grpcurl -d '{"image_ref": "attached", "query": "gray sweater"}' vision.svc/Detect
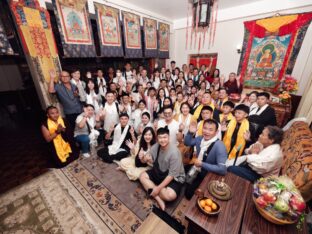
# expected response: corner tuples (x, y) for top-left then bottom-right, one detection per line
(150, 143), (185, 183)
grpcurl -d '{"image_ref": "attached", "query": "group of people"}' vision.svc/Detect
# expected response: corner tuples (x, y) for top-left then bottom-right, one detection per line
(42, 60), (284, 210)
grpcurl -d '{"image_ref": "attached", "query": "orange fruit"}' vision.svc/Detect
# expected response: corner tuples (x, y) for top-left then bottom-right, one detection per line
(200, 200), (206, 207)
(205, 199), (213, 206)
(211, 203), (217, 210)
(204, 206), (212, 212)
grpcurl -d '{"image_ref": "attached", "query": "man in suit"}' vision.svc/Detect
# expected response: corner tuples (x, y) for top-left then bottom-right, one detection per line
(248, 92), (277, 139)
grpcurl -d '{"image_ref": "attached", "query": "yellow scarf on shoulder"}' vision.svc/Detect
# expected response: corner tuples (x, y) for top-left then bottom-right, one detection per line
(196, 120), (204, 136)
(219, 113), (234, 123)
(47, 117), (72, 163)
(223, 118), (249, 159)
(193, 103), (215, 120)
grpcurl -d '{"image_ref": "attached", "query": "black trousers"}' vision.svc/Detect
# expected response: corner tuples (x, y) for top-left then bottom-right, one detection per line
(97, 147), (129, 163)
(65, 113), (80, 129)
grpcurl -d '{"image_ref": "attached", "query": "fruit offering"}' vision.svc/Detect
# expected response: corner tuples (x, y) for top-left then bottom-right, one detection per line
(197, 197), (220, 215)
(253, 176), (306, 223)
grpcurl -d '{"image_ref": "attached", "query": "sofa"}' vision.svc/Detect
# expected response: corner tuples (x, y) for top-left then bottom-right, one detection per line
(281, 120), (312, 201)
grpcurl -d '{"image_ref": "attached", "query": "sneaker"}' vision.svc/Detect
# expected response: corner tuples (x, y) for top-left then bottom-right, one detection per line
(82, 153), (90, 158)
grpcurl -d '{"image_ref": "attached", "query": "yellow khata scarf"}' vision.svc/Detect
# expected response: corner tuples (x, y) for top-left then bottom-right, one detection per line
(196, 120), (204, 136)
(223, 118), (249, 159)
(47, 117), (72, 163)
(219, 113), (234, 123)
(193, 103), (215, 120)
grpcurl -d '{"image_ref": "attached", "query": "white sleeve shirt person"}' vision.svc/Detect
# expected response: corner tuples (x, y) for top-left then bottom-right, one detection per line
(226, 142), (283, 177)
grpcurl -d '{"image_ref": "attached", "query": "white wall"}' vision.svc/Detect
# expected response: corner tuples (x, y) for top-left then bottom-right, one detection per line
(172, 5), (312, 95)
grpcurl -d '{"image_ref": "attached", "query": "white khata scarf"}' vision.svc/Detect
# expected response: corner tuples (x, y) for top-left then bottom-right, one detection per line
(249, 104), (268, 116)
(178, 113), (191, 135)
(108, 124), (130, 155)
(196, 135), (219, 171)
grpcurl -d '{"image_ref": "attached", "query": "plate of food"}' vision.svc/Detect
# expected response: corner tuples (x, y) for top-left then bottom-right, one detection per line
(197, 197), (221, 215)
(253, 176), (306, 225)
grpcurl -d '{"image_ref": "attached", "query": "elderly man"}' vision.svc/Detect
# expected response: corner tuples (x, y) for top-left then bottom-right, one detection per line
(49, 70), (82, 128)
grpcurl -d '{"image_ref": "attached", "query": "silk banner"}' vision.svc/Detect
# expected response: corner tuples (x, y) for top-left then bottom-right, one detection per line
(10, 0), (61, 82)
(52, 0), (96, 57)
(158, 22), (169, 59)
(143, 17), (157, 58)
(238, 13), (312, 92)
(94, 3), (123, 57)
(122, 11), (142, 58)
(10, 0), (61, 106)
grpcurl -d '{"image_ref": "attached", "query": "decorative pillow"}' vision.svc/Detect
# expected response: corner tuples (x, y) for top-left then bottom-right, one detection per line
(281, 121), (312, 201)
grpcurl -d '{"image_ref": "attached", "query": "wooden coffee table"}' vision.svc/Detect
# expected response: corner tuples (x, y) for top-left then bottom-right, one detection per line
(185, 172), (251, 234)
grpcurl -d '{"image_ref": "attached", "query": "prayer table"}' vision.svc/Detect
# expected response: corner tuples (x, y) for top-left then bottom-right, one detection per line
(185, 172), (251, 234)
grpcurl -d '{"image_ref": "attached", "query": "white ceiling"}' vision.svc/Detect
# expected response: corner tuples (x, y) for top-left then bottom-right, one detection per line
(125, 0), (264, 20)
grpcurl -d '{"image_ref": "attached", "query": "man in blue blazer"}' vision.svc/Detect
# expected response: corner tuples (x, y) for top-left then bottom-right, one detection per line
(184, 119), (228, 199)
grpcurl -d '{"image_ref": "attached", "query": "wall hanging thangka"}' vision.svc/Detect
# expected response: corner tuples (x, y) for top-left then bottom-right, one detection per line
(9, 0), (61, 82)
(9, 0), (61, 106)
(122, 11), (142, 58)
(94, 3), (123, 57)
(238, 13), (312, 92)
(143, 17), (157, 58)
(52, 0), (96, 57)
(158, 22), (169, 59)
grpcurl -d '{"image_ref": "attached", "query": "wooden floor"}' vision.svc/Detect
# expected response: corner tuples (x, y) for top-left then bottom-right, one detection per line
(136, 213), (178, 234)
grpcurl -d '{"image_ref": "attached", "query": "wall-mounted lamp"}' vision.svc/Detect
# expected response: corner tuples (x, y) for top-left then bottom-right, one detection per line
(236, 44), (242, 54)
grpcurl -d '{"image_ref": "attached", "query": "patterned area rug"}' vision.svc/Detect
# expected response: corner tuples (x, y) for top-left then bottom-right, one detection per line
(0, 156), (189, 233)
(61, 156), (186, 233)
(0, 169), (111, 233)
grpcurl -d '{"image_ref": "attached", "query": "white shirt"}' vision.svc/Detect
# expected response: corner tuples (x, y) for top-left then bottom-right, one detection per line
(131, 108), (149, 132)
(97, 77), (107, 97)
(153, 77), (160, 89)
(103, 102), (119, 132)
(226, 143), (282, 177)
(157, 119), (180, 145)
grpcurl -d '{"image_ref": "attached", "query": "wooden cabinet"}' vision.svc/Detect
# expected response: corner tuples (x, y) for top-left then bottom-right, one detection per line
(270, 101), (292, 127)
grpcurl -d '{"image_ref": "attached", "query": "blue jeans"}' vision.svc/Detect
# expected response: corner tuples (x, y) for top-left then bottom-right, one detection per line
(75, 135), (90, 153)
(227, 164), (260, 183)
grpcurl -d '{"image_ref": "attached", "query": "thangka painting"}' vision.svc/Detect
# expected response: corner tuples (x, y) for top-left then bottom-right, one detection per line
(122, 11), (142, 58)
(158, 22), (169, 59)
(238, 13), (312, 92)
(189, 53), (218, 71)
(143, 17), (157, 58)
(52, 0), (96, 57)
(0, 18), (14, 55)
(94, 3), (123, 57)
(9, 0), (61, 105)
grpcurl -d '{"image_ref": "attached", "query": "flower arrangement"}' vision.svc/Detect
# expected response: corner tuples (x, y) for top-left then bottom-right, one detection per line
(277, 75), (298, 103)
(278, 91), (291, 103)
(279, 75), (299, 94)
(253, 176), (306, 227)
